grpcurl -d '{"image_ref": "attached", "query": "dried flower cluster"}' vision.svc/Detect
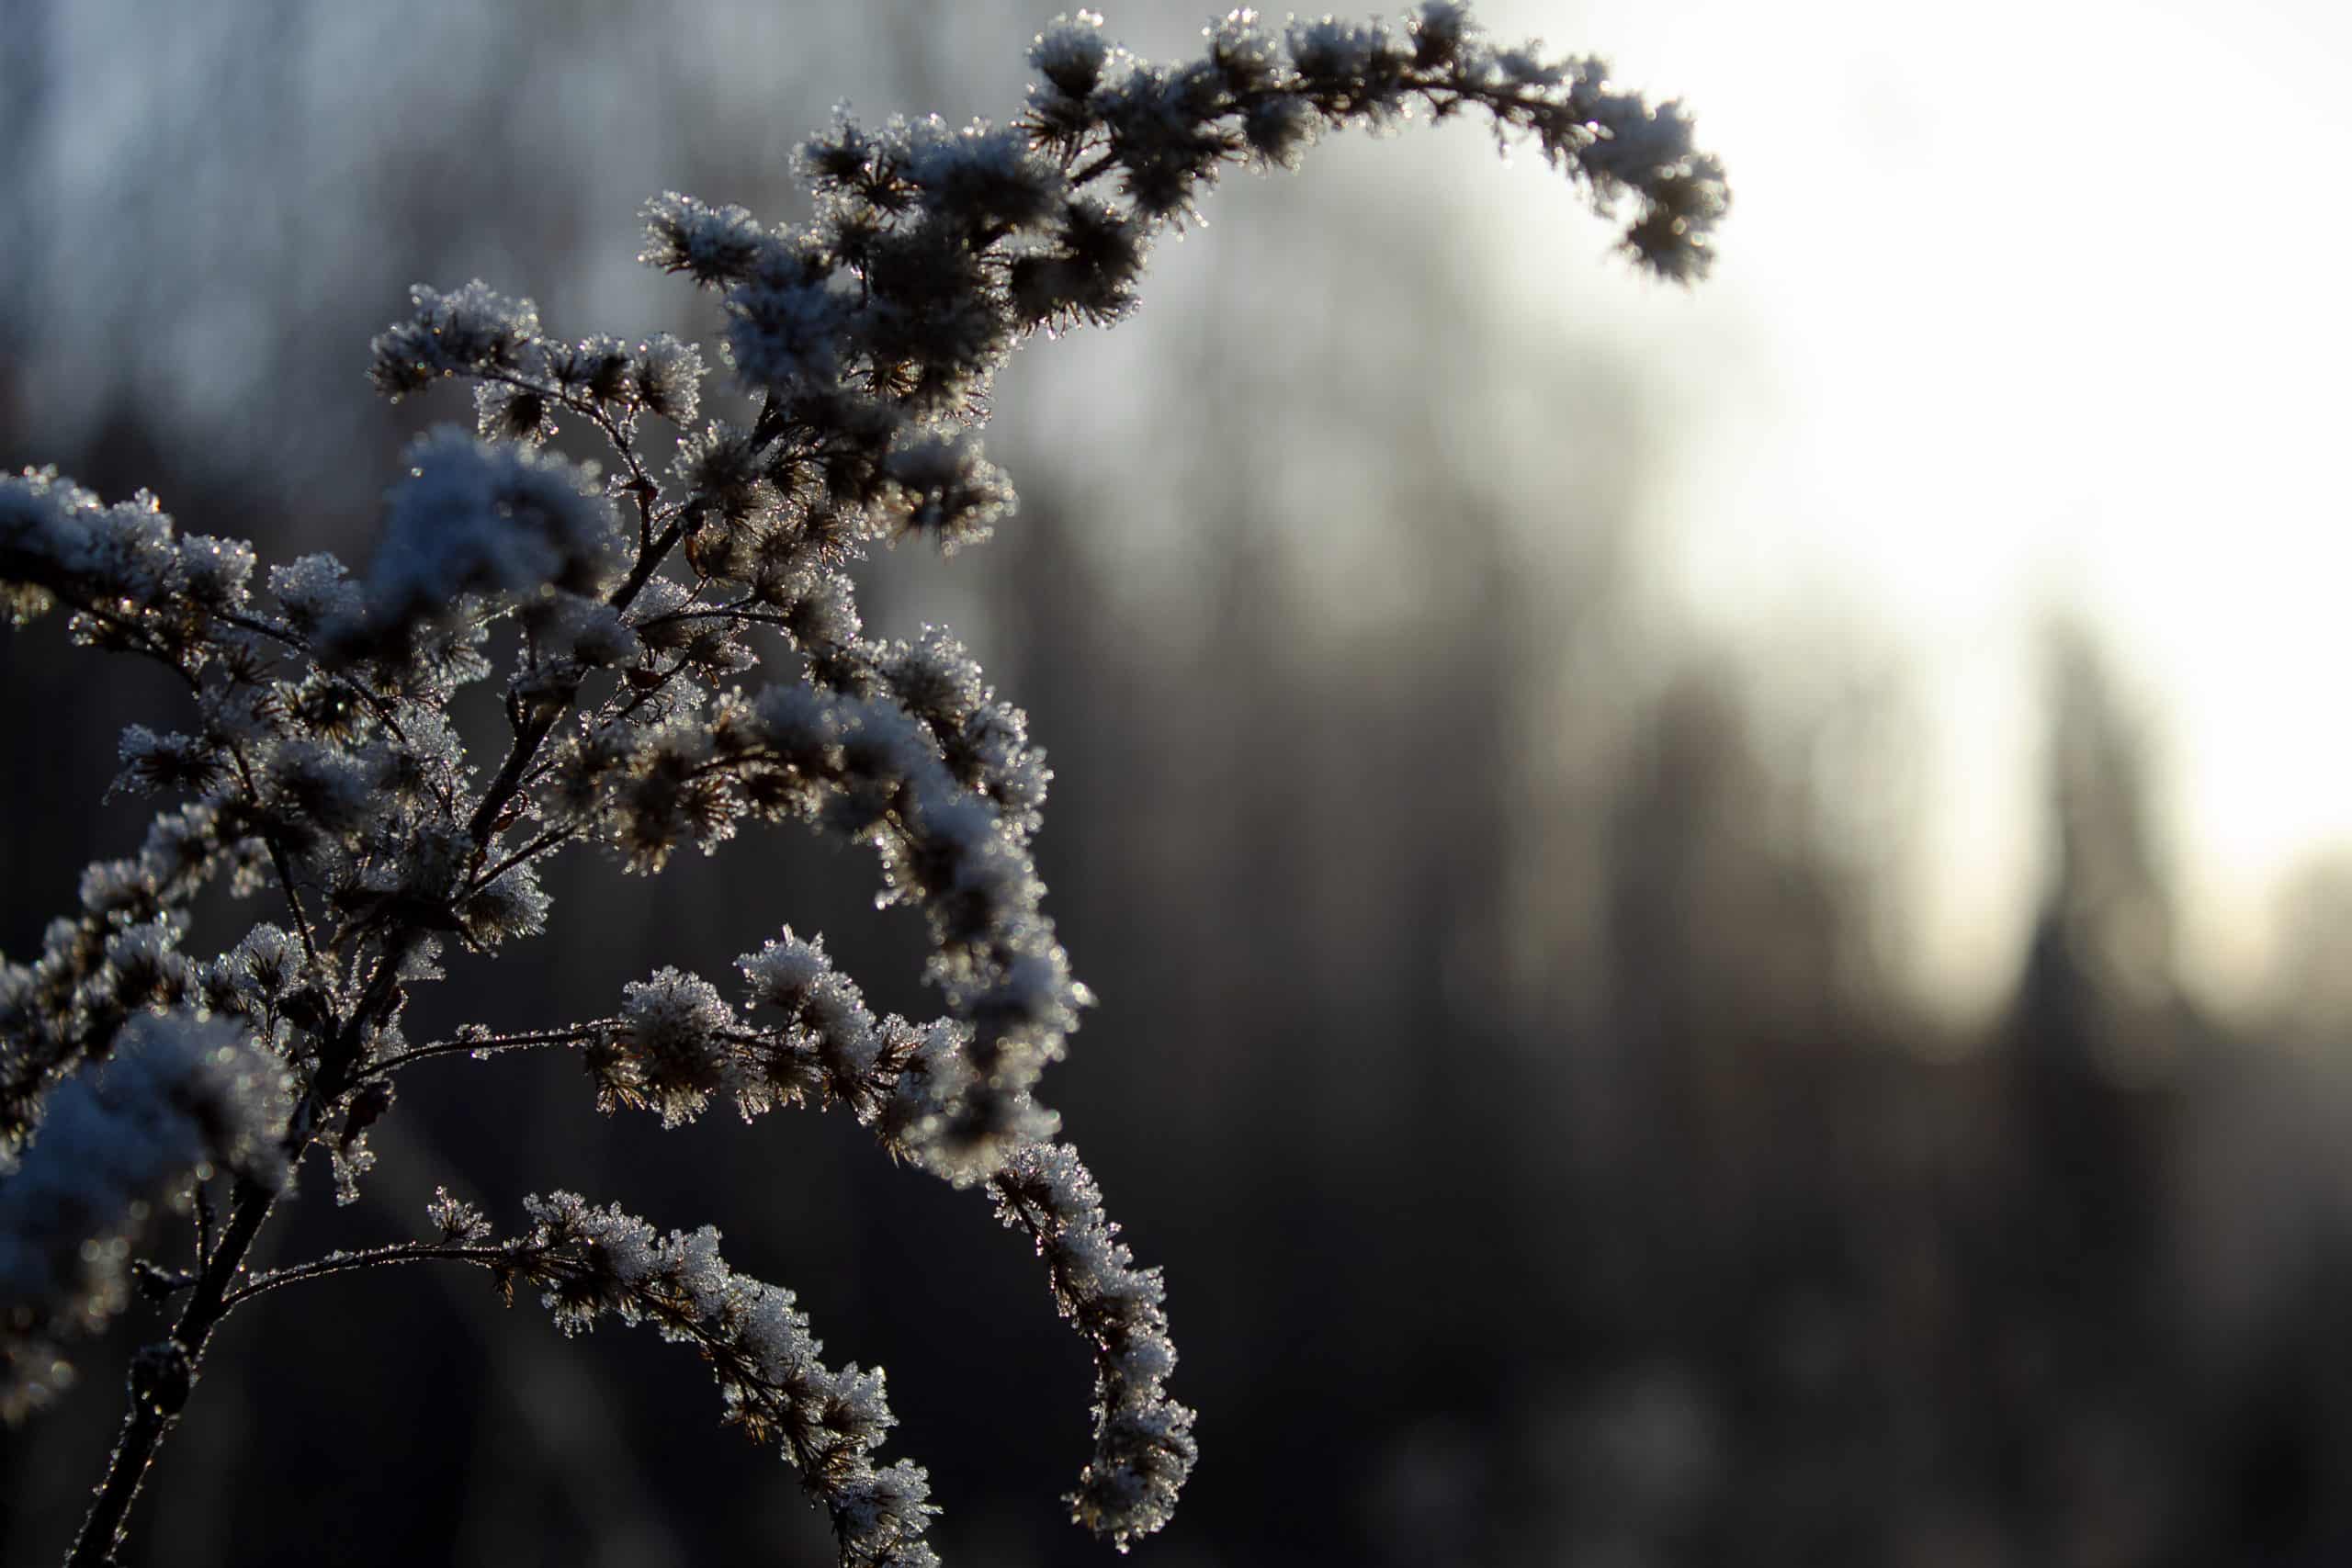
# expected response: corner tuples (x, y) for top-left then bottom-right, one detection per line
(0, 6), (1719, 1563)
(0, 1013), (288, 1419)
(493, 1191), (943, 1567)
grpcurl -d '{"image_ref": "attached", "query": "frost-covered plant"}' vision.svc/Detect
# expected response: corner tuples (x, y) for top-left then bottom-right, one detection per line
(0, 6), (1722, 1564)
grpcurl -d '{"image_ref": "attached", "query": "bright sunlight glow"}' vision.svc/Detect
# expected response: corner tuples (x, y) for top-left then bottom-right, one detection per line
(1461, 0), (2352, 1021)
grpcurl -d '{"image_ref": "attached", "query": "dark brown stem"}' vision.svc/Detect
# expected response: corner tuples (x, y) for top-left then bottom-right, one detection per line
(68, 952), (408, 1567)
(465, 699), (569, 846)
(65, 1179), (278, 1568)
(606, 514), (690, 615)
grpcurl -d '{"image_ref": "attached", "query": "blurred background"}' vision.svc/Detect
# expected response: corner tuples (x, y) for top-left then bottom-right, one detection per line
(5, 0), (2352, 1562)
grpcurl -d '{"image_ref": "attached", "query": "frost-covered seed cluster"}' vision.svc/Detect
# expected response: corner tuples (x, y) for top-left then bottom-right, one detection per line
(0, 1013), (288, 1417)
(501, 1192), (941, 1567)
(993, 1143), (1195, 1545)
(562, 928), (1193, 1540)
(0, 7), (1717, 1562)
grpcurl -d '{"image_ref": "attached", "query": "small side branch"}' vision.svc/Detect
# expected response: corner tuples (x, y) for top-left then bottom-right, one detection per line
(363, 1023), (605, 1080)
(221, 1242), (508, 1314)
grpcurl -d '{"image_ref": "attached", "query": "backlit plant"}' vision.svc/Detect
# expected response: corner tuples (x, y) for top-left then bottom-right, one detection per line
(0, 6), (1723, 1562)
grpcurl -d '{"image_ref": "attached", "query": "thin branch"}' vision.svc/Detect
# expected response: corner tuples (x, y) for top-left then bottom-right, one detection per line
(607, 513), (691, 614)
(221, 1242), (508, 1314)
(57, 599), (204, 693)
(212, 609), (306, 650)
(67, 1179), (278, 1568)
(364, 1023), (605, 1080)
(628, 592), (767, 626)
(467, 825), (574, 896)
(221, 740), (323, 971)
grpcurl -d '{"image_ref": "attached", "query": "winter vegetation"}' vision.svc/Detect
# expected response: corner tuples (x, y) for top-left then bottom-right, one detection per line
(0, 8), (1724, 1563)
